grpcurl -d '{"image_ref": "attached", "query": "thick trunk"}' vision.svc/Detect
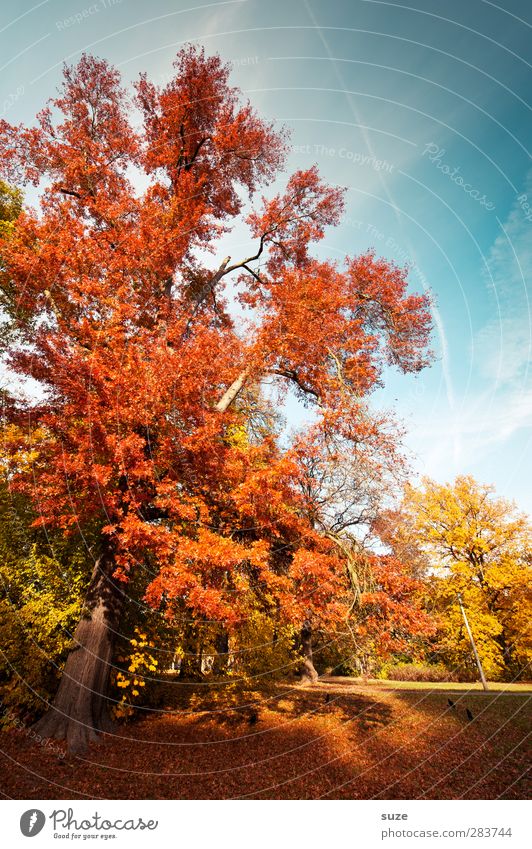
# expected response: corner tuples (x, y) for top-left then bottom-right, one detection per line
(300, 620), (318, 683)
(33, 539), (125, 754)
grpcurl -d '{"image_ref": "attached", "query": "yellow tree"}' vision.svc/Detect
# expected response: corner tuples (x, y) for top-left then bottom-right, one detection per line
(0, 179), (22, 238)
(402, 476), (531, 680)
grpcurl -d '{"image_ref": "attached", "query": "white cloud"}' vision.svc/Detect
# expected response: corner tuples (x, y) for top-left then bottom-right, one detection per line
(404, 176), (532, 511)
(474, 171), (532, 388)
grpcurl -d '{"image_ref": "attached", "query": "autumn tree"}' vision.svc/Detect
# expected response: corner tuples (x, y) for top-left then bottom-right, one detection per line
(400, 476), (531, 680)
(0, 179), (22, 238)
(291, 419), (402, 679)
(0, 48), (432, 751)
(291, 421), (436, 679)
(0, 424), (99, 719)
(350, 552), (436, 676)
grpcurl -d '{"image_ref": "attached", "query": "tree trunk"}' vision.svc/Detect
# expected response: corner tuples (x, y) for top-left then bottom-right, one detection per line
(213, 627), (229, 675)
(300, 620), (318, 683)
(33, 538), (125, 754)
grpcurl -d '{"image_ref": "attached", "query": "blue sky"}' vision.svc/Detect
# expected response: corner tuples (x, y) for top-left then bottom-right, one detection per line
(1, 0), (531, 514)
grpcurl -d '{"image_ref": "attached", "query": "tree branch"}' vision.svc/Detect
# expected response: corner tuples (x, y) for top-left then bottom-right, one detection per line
(215, 366), (251, 412)
(270, 368), (320, 400)
(242, 264), (263, 285)
(224, 233), (267, 275)
(58, 187), (83, 199)
(184, 137), (208, 171)
(181, 255), (232, 337)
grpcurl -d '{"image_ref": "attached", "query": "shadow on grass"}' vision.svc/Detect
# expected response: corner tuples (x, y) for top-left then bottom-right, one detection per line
(0, 684), (529, 799)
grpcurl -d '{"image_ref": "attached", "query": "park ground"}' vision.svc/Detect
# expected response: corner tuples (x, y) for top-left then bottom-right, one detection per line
(1, 678), (530, 800)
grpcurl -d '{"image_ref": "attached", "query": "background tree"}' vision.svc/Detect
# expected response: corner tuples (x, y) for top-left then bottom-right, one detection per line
(0, 441), (93, 720)
(292, 422), (434, 679)
(0, 48), (432, 750)
(400, 476), (531, 680)
(349, 551), (436, 677)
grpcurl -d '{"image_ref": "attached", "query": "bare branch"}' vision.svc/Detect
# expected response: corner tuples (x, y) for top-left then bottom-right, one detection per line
(270, 368), (320, 400)
(224, 233), (267, 275)
(58, 187), (83, 199)
(242, 264), (263, 285)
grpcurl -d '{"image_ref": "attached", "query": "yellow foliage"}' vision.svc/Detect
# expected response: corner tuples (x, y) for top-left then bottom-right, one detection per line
(403, 476), (531, 680)
(0, 179), (22, 239)
(112, 627), (159, 719)
(230, 607), (297, 681)
(0, 522), (90, 719)
(224, 423), (249, 451)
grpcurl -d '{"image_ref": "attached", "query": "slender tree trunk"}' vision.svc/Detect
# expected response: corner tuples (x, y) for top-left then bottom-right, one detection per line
(300, 620), (318, 683)
(33, 538), (125, 754)
(181, 626), (201, 678)
(198, 638), (205, 675)
(213, 627), (229, 676)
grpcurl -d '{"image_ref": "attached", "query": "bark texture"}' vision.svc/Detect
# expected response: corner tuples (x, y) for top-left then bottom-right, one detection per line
(33, 539), (125, 753)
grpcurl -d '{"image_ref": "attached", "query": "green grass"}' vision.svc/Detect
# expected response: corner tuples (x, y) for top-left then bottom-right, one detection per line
(355, 678), (531, 692)
(323, 675), (531, 692)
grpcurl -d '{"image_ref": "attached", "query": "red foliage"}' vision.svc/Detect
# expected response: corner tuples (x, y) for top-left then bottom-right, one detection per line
(357, 555), (436, 656)
(0, 47), (433, 631)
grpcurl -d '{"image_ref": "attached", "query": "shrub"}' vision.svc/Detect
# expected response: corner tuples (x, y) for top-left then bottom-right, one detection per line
(112, 628), (159, 719)
(380, 662), (458, 682)
(0, 545), (88, 721)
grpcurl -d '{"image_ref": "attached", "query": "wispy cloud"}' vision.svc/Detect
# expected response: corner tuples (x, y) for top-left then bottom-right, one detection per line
(407, 174), (532, 501)
(475, 171), (532, 389)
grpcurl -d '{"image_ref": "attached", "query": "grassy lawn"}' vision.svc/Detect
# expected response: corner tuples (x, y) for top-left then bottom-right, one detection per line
(1, 679), (530, 800)
(327, 677), (532, 692)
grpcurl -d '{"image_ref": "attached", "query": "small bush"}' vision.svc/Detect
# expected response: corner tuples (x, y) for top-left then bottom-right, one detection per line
(380, 662), (458, 683)
(112, 628), (159, 720)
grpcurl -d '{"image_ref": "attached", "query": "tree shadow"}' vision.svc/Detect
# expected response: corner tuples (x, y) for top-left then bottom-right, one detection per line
(1, 685), (528, 799)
